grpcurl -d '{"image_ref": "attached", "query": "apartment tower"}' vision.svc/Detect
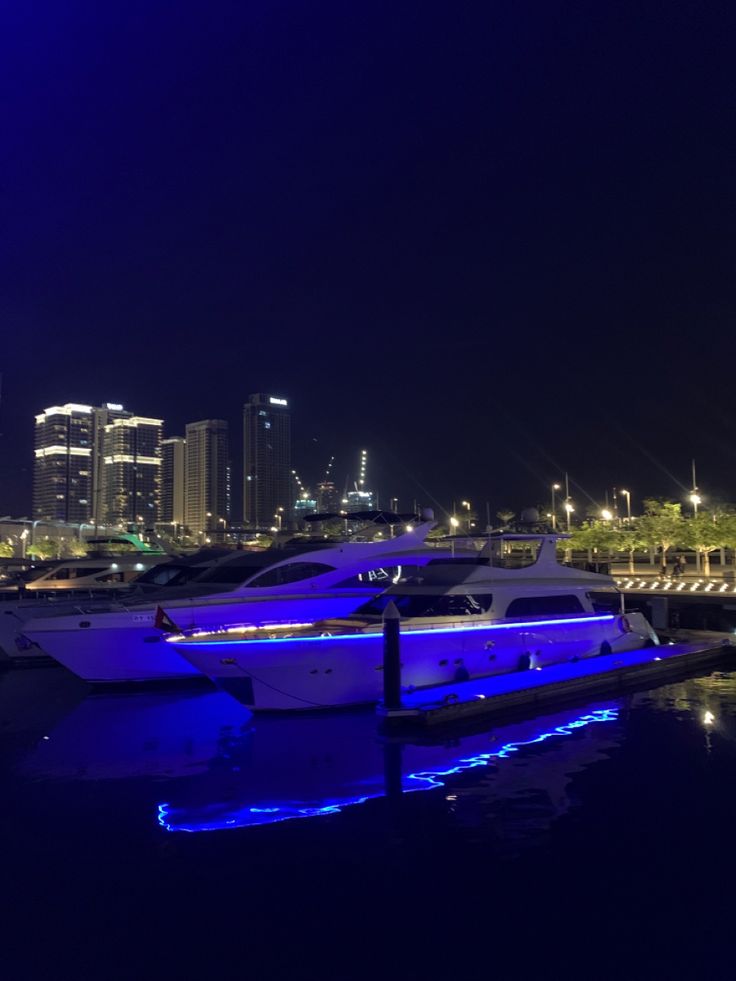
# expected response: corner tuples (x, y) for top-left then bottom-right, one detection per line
(185, 419), (229, 538)
(243, 394), (291, 528)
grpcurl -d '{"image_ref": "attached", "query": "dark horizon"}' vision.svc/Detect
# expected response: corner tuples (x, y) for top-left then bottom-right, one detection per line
(2, 2), (735, 520)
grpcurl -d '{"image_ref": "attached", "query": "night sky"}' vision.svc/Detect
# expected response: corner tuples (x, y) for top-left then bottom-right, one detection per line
(2, 1), (735, 521)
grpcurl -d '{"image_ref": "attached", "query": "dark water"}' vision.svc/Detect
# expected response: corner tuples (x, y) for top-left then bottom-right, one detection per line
(2, 664), (735, 980)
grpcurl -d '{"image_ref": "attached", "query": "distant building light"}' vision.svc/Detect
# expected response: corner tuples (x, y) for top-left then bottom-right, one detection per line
(269, 397), (288, 406)
(106, 403), (124, 411)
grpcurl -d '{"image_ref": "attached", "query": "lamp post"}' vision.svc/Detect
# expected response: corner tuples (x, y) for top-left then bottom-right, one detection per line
(551, 484), (561, 530)
(601, 509), (613, 522)
(564, 500), (574, 532)
(620, 489), (631, 524)
(461, 500), (471, 532)
(689, 490), (702, 574)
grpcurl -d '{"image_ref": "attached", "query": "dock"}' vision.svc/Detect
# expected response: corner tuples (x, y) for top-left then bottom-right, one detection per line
(377, 640), (736, 731)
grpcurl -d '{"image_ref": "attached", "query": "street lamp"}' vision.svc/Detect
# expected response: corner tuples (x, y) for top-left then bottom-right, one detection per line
(461, 500), (471, 532)
(689, 492), (701, 518)
(449, 516), (459, 532)
(564, 500), (574, 532)
(620, 489), (631, 523)
(601, 509), (613, 521)
(551, 484), (561, 530)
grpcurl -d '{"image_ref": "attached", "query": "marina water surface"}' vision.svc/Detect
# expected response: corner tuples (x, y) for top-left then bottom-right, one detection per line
(2, 663), (735, 979)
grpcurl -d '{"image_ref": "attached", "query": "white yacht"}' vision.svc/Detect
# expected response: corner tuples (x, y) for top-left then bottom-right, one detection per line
(166, 535), (659, 710)
(23, 520), (462, 683)
(0, 552), (172, 665)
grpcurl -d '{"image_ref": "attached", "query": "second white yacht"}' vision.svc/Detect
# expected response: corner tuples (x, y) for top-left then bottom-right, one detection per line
(23, 520), (458, 683)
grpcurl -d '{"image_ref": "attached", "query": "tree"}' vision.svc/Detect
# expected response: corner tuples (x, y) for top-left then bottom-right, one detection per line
(684, 512), (726, 577)
(715, 512), (736, 568)
(64, 539), (89, 558)
(557, 522), (621, 567)
(636, 500), (686, 572)
(496, 509), (515, 527)
(619, 526), (646, 574)
(26, 539), (62, 559)
(0, 541), (14, 558)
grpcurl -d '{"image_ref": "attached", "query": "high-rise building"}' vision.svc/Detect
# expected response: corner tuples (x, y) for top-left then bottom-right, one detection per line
(344, 489), (375, 512)
(243, 394), (291, 528)
(316, 480), (340, 513)
(161, 437), (186, 527)
(185, 419), (229, 538)
(101, 416), (163, 528)
(92, 403), (133, 524)
(33, 403), (95, 522)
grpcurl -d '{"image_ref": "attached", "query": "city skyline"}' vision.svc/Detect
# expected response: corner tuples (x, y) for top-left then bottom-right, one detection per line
(22, 393), (732, 532)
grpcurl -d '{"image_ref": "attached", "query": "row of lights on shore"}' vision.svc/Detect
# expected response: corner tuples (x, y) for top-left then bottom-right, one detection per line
(617, 578), (736, 593)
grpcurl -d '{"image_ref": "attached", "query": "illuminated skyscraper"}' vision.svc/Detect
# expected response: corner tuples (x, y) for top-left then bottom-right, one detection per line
(101, 416), (163, 528)
(33, 403), (95, 522)
(92, 403), (133, 525)
(33, 402), (162, 529)
(185, 420), (228, 537)
(243, 394), (291, 528)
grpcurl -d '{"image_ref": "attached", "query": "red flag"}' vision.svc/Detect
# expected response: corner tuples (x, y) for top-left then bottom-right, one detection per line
(154, 606), (181, 633)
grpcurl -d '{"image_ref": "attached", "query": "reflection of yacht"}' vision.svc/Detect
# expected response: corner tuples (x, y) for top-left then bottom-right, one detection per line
(168, 535), (659, 710)
(0, 550), (223, 660)
(0, 553), (172, 665)
(24, 521), (458, 683)
(157, 703), (623, 833)
(11, 666), (623, 837)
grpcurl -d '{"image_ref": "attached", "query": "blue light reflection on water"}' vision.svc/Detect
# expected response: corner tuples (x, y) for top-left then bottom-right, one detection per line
(157, 707), (620, 833)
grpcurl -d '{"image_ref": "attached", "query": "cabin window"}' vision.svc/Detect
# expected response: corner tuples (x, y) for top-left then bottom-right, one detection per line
(332, 564), (426, 589)
(195, 559), (281, 584)
(94, 571), (126, 583)
(247, 562), (337, 588)
(586, 590), (620, 613)
(505, 594), (584, 617)
(356, 593), (493, 618)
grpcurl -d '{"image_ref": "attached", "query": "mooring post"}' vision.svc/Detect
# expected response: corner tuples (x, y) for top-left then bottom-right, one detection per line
(382, 599), (402, 710)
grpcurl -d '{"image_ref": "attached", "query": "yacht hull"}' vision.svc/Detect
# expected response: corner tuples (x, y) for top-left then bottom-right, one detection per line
(170, 612), (657, 710)
(22, 591), (378, 682)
